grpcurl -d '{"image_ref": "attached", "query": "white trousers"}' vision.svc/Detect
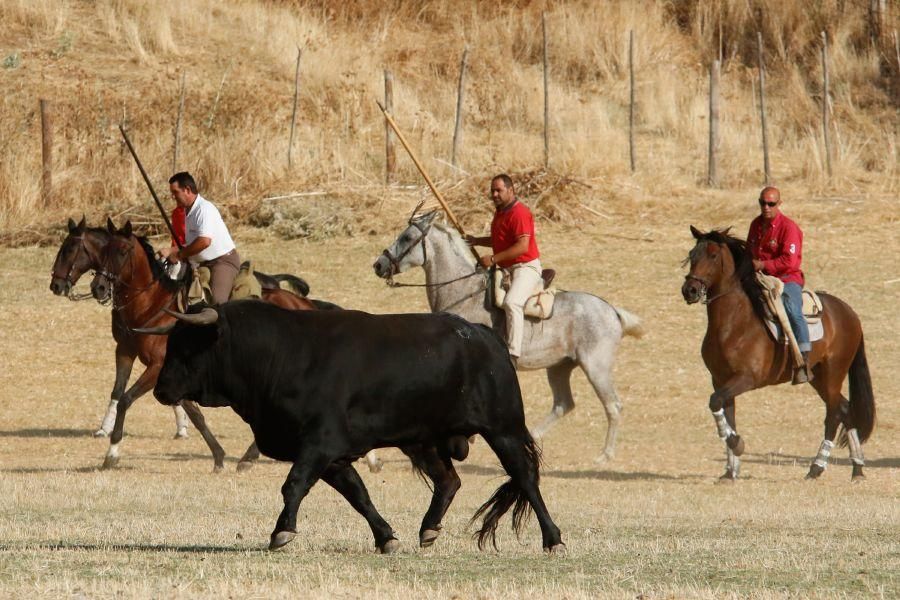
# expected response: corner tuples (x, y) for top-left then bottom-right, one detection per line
(502, 258), (542, 357)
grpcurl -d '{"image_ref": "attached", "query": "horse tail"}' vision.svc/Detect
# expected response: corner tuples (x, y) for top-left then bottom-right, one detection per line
(470, 436), (540, 550)
(273, 274), (310, 297)
(839, 334), (876, 446)
(615, 307), (645, 339)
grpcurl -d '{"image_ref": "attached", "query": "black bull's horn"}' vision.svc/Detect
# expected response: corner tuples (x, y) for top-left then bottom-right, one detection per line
(131, 307), (219, 335)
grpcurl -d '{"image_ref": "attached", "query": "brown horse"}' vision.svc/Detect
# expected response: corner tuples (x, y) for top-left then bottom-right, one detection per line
(681, 226), (875, 482)
(88, 219), (316, 471)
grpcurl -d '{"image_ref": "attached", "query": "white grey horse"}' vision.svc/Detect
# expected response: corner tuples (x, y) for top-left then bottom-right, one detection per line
(373, 211), (644, 462)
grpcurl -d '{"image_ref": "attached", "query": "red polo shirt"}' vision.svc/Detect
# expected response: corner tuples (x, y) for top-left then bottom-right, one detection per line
(490, 200), (540, 268)
(171, 206), (186, 247)
(747, 212), (804, 286)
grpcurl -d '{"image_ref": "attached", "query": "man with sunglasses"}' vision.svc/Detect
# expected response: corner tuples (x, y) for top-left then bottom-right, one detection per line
(747, 186), (812, 384)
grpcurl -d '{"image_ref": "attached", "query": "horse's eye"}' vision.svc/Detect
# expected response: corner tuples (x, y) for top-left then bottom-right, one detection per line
(401, 234), (411, 243)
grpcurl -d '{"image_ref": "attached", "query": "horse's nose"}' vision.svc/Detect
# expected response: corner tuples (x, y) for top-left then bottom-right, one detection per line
(681, 281), (699, 304)
(373, 260), (382, 276)
(50, 279), (63, 295)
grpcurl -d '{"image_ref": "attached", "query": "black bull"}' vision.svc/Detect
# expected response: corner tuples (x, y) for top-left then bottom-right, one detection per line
(152, 300), (564, 553)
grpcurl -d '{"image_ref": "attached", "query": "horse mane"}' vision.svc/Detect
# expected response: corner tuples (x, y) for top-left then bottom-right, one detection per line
(133, 234), (188, 293)
(430, 220), (477, 268)
(693, 228), (767, 321)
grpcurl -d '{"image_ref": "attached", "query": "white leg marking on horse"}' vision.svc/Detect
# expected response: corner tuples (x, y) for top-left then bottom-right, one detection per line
(364, 451), (383, 473)
(173, 405), (189, 438)
(107, 443), (120, 459)
(847, 428), (865, 466)
(712, 408), (736, 440)
(813, 439), (834, 469)
(726, 447), (740, 478)
(96, 400), (118, 436)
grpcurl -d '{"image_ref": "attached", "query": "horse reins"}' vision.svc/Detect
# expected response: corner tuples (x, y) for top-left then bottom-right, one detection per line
(381, 218), (483, 289)
(55, 235), (99, 301)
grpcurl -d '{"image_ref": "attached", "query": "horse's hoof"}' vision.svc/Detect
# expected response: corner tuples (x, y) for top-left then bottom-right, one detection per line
(366, 459), (383, 474)
(212, 464), (225, 474)
(378, 538), (401, 554)
(173, 429), (189, 440)
(594, 451), (613, 464)
(715, 473), (737, 484)
(545, 543), (567, 556)
(726, 435), (745, 456)
(101, 455), (120, 470)
(94, 429), (110, 438)
(851, 474), (866, 484)
(236, 460), (255, 473)
(420, 528), (441, 548)
(805, 464), (825, 480)
(269, 530), (296, 550)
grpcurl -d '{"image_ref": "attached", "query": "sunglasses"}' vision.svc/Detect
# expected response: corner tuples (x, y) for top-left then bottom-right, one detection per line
(758, 200), (778, 208)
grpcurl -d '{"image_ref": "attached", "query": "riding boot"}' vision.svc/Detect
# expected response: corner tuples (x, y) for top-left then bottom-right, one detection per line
(792, 351), (813, 385)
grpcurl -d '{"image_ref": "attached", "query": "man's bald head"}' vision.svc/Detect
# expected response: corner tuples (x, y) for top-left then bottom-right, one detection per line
(759, 186), (780, 203)
(757, 186), (782, 221)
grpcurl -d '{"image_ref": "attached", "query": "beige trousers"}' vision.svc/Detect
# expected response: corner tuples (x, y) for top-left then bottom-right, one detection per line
(502, 258), (542, 357)
(201, 249), (241, 304)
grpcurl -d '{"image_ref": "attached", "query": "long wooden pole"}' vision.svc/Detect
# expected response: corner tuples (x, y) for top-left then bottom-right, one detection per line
(376, 100), (481, 263)
(707, 59), (720, 187)
(384, 70), (396, 184)
(40, 99), (52, 205)
(757, 32), (770, 185)
(451, 46), (469, 168)
(821, 31), (832, 177)
(542, 12), (550, 171)
(173, 71), (186, 173)
(119, 124), (183, 250)
(288, 47), (302, 169)
(629, 30), (636, 173)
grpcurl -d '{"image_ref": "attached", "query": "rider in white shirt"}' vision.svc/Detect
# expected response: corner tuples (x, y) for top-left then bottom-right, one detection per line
(158, 172), (240, 304)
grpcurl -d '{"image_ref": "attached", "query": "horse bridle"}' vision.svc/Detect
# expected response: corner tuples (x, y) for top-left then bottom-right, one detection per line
(54, 235), (99, 301)
(684, 250), (735, 305)
(380, 217), (431, 278)
(380, 216), (483, 289)
(94, 237), (160, 309)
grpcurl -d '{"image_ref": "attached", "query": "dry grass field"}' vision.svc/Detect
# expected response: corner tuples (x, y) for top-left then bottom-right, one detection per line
(1, 0), (898, 597)
(1, 189), (897, 598)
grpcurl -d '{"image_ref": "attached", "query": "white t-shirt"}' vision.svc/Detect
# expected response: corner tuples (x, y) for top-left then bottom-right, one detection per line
(184, 195), (236, 264)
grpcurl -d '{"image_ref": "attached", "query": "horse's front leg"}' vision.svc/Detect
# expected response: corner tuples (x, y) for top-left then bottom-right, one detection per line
(96, 343), (136, 437)
(709, 376), (753, 481)
(102, 364), (160, 470)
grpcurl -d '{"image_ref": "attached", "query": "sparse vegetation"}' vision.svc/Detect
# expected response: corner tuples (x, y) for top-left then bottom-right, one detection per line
(0, 1), (896, 240)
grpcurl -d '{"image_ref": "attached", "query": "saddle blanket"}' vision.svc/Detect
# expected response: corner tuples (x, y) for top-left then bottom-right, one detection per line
(755, 272), (825, 349)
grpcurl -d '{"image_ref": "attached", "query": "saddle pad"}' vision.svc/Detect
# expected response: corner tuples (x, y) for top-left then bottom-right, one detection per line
(765, 318), (824, 346)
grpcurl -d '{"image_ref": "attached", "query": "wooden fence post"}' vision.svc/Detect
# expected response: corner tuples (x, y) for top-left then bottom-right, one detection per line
(821, 31), (833, 177)
(451, 46), (469, 169)
(384, 69), (396, 184)
(288, 47), (302, 169)
(707, 60), (720, 187)
(542, 12), (550, 171)
(629, 30), (636, 173)
(40, 99), (52, 205)
(756, 32), (770, 185)
(173, 71), (186, 173)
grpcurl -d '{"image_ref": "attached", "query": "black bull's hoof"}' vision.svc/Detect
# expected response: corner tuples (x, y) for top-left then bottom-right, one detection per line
(269, 530), (297, 550)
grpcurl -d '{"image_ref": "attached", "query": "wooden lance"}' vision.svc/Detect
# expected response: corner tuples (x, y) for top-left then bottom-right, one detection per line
(119, 124), (183, 250)
(376, 100), (482, 265)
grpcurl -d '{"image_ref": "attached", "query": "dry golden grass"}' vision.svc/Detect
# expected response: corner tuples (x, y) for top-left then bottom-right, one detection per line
(1, 190), (897, 597)
(0, 1), (897, 237)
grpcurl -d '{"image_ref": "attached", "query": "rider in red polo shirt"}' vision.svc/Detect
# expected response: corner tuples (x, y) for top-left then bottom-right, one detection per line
(747, 186), (812, 384)
(466, 174), (541, 368)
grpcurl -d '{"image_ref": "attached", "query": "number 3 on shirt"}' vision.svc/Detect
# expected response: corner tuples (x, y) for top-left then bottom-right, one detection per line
(789, 243), (796, 254)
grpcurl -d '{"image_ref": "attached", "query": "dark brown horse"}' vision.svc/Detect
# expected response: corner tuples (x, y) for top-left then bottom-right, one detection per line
(87, 219), (317, 471)
(681, 226), (875, 482)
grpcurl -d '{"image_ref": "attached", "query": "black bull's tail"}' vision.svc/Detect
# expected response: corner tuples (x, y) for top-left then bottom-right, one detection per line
(840, 335), (876, 446)
(470, 435), (542, 550)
